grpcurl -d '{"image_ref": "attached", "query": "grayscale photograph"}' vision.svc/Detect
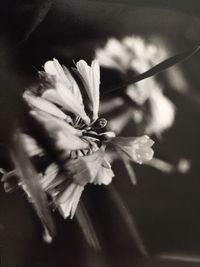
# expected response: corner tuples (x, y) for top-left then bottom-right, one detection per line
(0, 1), (200, 266)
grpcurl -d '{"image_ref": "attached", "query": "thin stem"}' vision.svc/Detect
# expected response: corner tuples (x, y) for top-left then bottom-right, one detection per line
(104, 46), (200, 94)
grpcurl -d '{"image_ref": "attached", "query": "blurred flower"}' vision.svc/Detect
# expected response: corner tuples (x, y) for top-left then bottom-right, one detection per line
(96, 36), (176, 136)
(2, 59), (154, 219)
(146, 86), (175, 135)
(96, 36), (166, 73)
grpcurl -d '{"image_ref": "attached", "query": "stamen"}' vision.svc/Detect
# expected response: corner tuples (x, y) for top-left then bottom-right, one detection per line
(91, 118), (107, 130)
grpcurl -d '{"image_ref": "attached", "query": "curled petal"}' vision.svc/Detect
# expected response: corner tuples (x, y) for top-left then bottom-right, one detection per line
(111, 135), (154, 164)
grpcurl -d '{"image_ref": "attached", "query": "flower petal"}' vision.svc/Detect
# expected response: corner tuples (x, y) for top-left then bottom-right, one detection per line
(40, 163), (59, 191)
(62, 65), (83, 105)
(44, 59), (72, 88)
(21, 134), (44, 157)
(43, 59), (90, 124)
(93, 159), (114, 185)
(55, 183), (84, 219)
(76, 60), (100, 121)
(30, 110), (89, 152)
(112, 135), (154, 164)
(56, 82), (90, 124)
(23, 91), (68, 120)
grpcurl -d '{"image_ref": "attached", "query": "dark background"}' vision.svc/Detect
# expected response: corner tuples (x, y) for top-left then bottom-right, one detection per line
(1, 1), (200, 266)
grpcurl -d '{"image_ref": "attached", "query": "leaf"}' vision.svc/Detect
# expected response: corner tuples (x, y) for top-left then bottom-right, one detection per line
(106, 46), (200, 93)
(17, 0), (53, 45)
(108, 185), (148, 256)
(120, 154), (137, 185)
(10, 128), (55, 240)
(75, 200), (101, 251)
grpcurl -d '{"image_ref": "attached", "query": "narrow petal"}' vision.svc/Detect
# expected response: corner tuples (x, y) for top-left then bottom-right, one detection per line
(56, 82), (90, 124)
(55, 183), (84, 219)
(23, 91), (68, 120)
(40, 163), (59, 190)
(76, 60), (100, 121)
(91, 60), (100, 120)
(43, 59), (90, 124)
(62, 65), (83, 104)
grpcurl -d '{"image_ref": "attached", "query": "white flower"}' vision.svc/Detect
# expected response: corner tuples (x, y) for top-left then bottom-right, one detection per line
(21, 59), (115, 218)
(111, 135), (154, 164)
(3, 58), (154, 221)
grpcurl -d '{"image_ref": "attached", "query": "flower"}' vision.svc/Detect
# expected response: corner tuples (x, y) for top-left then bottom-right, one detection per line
(2, 59), (154, 220)
(111, 135), (154, 164)
(96, 36), (175, 135)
